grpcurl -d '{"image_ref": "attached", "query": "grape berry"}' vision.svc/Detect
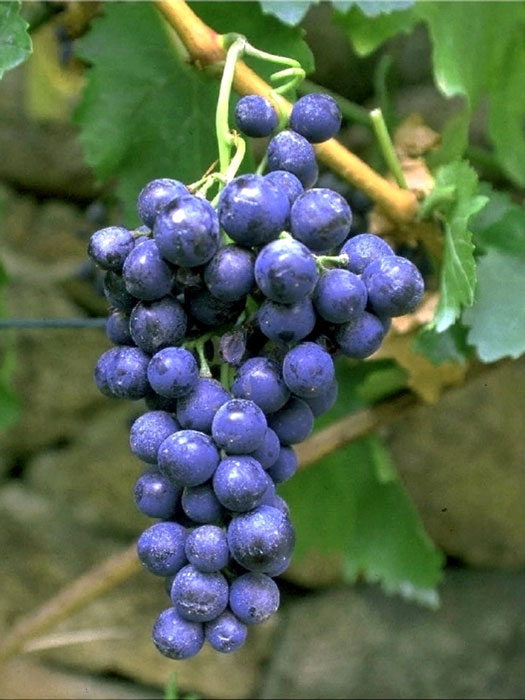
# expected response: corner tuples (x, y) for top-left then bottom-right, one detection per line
(87, 91), (423, 660)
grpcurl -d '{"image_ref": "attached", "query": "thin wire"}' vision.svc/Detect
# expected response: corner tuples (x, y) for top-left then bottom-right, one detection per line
(0, 319), (106, 329)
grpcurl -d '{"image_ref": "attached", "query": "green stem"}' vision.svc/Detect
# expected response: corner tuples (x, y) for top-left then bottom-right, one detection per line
(315, 253), (349, 272)
(224, 135), (247, 183)
(216, 36), (246, 175)
(255, 152), (268, 176)
(370, 108), (407, 189)
(298, 79), (371, 128)
(220, 361), (231, 390)
(195, 340), (212, 378)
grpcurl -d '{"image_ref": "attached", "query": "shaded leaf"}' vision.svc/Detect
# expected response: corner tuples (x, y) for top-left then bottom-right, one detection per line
(334, 4), (418, 56)
(413, 323), (471, 366)
(74, 3), (220, 226)
(280, 435), (444, 607)
(463, 250), (525, 363)
(259, 1), (318, 26)
(0, 1), (32, 80)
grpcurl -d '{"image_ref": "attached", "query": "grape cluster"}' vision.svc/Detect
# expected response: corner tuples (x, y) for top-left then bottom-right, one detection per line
(87, 93), (423, 660)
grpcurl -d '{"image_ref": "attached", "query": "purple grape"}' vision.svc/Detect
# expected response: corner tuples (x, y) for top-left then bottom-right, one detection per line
(229, 572), (280, 625)
(235, 95), (278, 137)
(213, 455), (268, 512)
(204, 246), (255, 302)
(185, 288), (245, 327)
(255, 237), (318, 304)
(289, 93), (342, 143)
(205, 610), (247, 653)
(290, 188), (352, 252)
(122, 239), (174, 301)
(232, 357), (290, 414)
(184, 525), (229, 573)
(335, 311), (387, 358)
(282, 341), (335, 398)
(313, 268), (367, 324)
(152, 607), (204, 660)
(94, 346), (150, 400)
(362, 255), (424, 317)
(266, 130), (318, 188)
(211, 399), (267, 455)
(106, 309), (133, 345)
(103, 270), (138, 312)
(248, 428), (281, 470)
(88, 226), (135, 271)
(158, 430), (220, 487)
(218, 174), (290, 247)
(147, 347), (198, 399)
(264, 170), (304, 207)
(133, 468), (180, 519)
(129, 410), (179, 463)
(176, 378), (230, 433)
(267, 396), (314, 445)
(227, 505), (295, 574)
(137, 178), (188, 229)
(129, 296), (187, 354)
(267, 446), (298, 484)
(137, 521), (187, 576)
(257, 297), (316, 344)
(340, 233), (394, 275)
(181, 482), (225, 524)
(219, 329), (246, 367)
(302, 379), (338, 417)
(154, 195), (219, 268)
(170, 564), (229, 622)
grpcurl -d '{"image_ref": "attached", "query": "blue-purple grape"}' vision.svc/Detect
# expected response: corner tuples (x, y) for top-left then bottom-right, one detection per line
(335, 311), (387, 358)
(266, 130), (318, 188)
(313, 268), (367, 324)
(88, 226), (135, 272)
(184, 525), (229, 573)
(147, 347), (198, 399)
(170, 564), (229, 622)
(302, 379), (338, 417)
(267, 396), (314, 445)
(122, 238), (174, 301)
(152, 607), (204, 660)
(289, 93), (342, 143)
(248, 427), (281, 470)
(340, 233), (394, 275)
(133, 469), (181, 519)
(282, 341), (335, 398)
(362, 255), (424, 317)
(137, 521), (187, 576)
(235, 95), (278, 137)
(94, 346), (150, 400)
(212, 455), (268, 512)
(181, 482), (225, 524)
(176, 378), (230, 433)
(154, 194), (219, 268)
(204, 246), (255, 302)
(257, 297), (316, 344)
(129, 296), (187, 354)
(158, 430), (220, 487)
(106, 309), (133, 345)
(218, 174), (290, 247)
(229, 572), (280, 625)
(129, 410), (179, 464)
(137, 178), (188, 229)
(205, 611), (247, 653)
(266, 446), (298, 484)
(211, 399), (267, 455)
(255, 237), (318, 304)
(290, 188), (352, 252)
(232, 357), (290, 414)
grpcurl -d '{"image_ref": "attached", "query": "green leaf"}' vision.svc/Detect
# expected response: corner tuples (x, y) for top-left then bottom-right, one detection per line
(280, 435), (444, 606)
(0, 1), (32, 80)
(463, 250), (525, 362)
(417, 2), (525, 186)
(413, 323), (471, 366)
(193, 2), (315, 81)
(73, 3), (220, 226)
(471, 186), (525, 259)
(426, 106), (470, 170)
(259, 1), (318, 26)
(427, 161), (488, 332)
(334, 4), (418, 56)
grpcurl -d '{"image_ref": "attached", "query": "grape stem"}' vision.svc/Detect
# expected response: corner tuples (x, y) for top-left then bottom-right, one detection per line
(153, 0), (419, 224)
(370, 108), (408, 190)
(216, 36), (246, 176)
(315, 253), (349, 271)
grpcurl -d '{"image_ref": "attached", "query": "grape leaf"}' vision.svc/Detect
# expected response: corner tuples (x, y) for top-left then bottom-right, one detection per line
(426, 161), (488, 332)
(73, 3), (220, 226)
(470, 186), (525, 260)
(0, 1), (32, 80)
(416, 2), (525, 186)
(259, 1), (319, 26)
(463, 250), (525, 363)
(334, 4), (419, 56)
(413, 323), (471, 366)
(280, 435), (443, 607)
